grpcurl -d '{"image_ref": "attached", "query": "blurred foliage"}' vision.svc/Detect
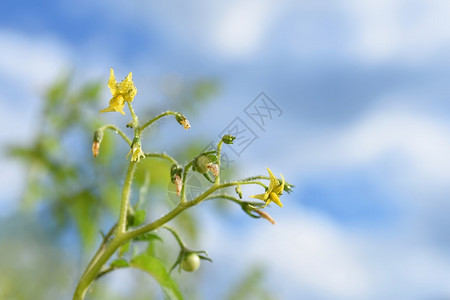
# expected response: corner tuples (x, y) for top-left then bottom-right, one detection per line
(226, 266), (277, 300)
(5, 71), (274, 299)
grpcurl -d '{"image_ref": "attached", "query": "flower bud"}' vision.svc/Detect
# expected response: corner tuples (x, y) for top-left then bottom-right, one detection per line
(170, 164), (183, 183)
(222, 134), (236, 144)
(175, 113), (190, 130)
(235, 185), (243, 199)
(174, 175), (182, 196)
(255, 209), (276, 225)
(170, 164), (183, 196)
(92, 129), (104, 157)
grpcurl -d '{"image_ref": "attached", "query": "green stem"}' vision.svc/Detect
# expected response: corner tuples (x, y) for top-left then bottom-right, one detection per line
(118, 161), (138, 234)
(73, 161), (137, 299)
(127, 102), (139, 126)
(139, 111), (179, 133)
(73, 235), (126, 300)
(128, 180), (255, 239)
(99, 124), (132, 146)
(73, 178), (264, 299)
(163, 226), (186, 248)
(204, 194), (263, 206)
(180, 161), (193, 203)
(143, 152), (178, 165)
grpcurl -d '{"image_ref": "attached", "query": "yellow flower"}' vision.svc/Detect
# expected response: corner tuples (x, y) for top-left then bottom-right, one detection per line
(250, 168), (285, 207)
(127, 138), (145, 162)
(100, 68), (137, 115)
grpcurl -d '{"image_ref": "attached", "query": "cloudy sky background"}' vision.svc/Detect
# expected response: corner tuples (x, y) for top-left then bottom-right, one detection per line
(1, 0), (450, 299)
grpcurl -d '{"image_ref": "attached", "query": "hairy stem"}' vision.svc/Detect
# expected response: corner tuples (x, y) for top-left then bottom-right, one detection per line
(139, 110), (180, 133)
(99, 124), (132, 146)
(180, 161), (193, 203)
(144, 152), (178, 165)
(73, 176), (262, 299)
(118, 161), (137, 234)
(127, 102), (139, 126)
(163, 226), (186, 248)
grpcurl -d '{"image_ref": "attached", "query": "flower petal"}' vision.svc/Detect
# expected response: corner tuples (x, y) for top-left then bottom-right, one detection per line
(266, 167), (279, 190)
(250, 193), (268, 201)
(108, 68), (117, 95)
(272, 173), (285, 195)
(269, 192), (283, 207)
(117, 72), (137, 102)
(99, 95), (126, 115)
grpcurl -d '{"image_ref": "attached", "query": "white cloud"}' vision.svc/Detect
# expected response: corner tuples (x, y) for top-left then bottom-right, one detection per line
(291, 105), (450, 197)
(345, 0), (450, 62)
(199, 206), (450, 299)
(210, 0), (280, 58)
(0, 29), (71, 90)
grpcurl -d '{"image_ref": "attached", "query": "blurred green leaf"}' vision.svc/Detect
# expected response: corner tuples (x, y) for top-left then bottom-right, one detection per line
(192, 80), (219, 102)
(132, 210), (146, 227)
(226, 266), (275, 300)
(72, 191), (99, 248)
(45, 74), (71, 107)
(134, 233), (163, 243)
(131, 253), (183, 300)
(119, 241), (131, 257)
(78, 81), (103, 102)
(110, 258), (130, 268)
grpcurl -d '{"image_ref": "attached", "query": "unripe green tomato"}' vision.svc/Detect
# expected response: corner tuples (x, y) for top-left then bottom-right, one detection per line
(181, 253), (201, 272)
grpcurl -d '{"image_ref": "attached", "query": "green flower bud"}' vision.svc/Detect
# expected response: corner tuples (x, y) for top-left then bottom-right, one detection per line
(170, 164), (183, 183)
(222, 134), (236, 144)
(92, 129), (104, 157)
(175, 113), (190, 130)
(235, 185), (243, 199)
(93, 129), (104, 143)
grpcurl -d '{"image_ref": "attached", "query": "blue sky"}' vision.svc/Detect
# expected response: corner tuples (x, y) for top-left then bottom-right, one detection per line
(1, 0), (450, 299)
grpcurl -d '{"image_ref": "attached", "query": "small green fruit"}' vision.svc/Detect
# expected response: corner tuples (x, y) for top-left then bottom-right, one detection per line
(181, 253), (201, 272)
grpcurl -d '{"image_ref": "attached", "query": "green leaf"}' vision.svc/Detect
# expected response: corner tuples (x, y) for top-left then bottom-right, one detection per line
(119, 241), (130, 257)
(134, 233), (163, 243)
(110, 258), (130, 268)
(131, 253), (183, 300)
(132, 209), (146, 227)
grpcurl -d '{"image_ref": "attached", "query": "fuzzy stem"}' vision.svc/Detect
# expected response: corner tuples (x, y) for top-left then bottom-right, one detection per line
(99, 124), (132, 146)
(73, 178), (265, 299)
(127, 102), (139, 126)
(163, 226), (186, 248)
(139, 110), (180, 133)
(180, 161), (193, 203)
(118, 161), (138, 234)
(143, 152), (178, 165)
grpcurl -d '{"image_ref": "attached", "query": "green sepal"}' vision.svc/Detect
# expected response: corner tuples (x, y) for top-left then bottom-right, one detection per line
(193, 153), (218, 174)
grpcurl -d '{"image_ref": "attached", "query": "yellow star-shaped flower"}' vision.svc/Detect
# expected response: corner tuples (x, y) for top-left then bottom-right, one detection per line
(100, 68), (137, 115)
(250, 168), (285, 207)
(127, 138), (145, 162)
